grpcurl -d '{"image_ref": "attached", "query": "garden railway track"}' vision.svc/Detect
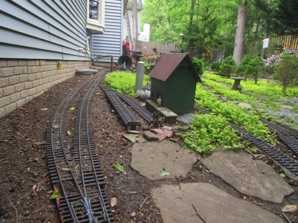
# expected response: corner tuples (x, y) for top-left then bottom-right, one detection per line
(194, 105), (298, 180)
(100, 84), (161, 127)
(99, 84), (141, 130)
(44, 71), (297, 222)
(46, 74), (113, 223)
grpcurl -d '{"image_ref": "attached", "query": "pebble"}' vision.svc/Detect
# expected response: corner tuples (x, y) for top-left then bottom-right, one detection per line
(24, 210), (30, 216)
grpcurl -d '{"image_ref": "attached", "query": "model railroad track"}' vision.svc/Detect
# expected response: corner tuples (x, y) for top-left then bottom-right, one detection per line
(194, 105), (298, 180)
(261, 119), (298, 156)
(99, 84), (141, 130)
(46, 75), (113, 223)
(214, 95), (298, 159)
(99, 84), (162, 129)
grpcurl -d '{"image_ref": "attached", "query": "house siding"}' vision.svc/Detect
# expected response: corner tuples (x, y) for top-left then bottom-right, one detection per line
(0, 0), (89, 60)
(0, 1), (92, 117)
(91, 0), (123, 62)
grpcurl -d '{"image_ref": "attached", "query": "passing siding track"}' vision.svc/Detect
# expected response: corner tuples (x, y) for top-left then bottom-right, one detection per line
(46, 74), (113, 223)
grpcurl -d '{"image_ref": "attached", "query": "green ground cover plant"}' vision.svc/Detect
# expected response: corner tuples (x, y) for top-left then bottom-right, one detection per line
(204, 72), (298, 97)
(195, 84), (275, 144)
(202, 72), (298, 126)
(203, 79), (256, 105)
(177, 114), (244, 154)
(104, 71), (150, 97)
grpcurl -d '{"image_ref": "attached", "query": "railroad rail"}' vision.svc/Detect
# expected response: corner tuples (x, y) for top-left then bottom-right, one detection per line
(108, 88), (162, 127)
(262, 119), (298, 156)
(194, 105), (298, 180)
(46, 74), (113, 223)
(214, 95), (298, 160)
(99, 84), (141, 130)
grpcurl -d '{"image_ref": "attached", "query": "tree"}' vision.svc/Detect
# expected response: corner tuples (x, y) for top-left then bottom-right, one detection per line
(245, 56), (265, 84)
(236, 54), (252, 76)
(273, 0), (298, 35)
(233, 0), (248, 65)
(219, 56), (236, 77)
(274, 54), (298, 93)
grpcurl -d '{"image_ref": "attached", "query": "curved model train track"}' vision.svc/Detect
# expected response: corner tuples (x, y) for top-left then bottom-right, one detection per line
(46, 74), (113, 223)
(194, 105), (298, 180)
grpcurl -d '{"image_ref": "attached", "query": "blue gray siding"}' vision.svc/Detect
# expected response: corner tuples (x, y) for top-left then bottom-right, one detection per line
(91, 0), (122, 61)
(0, 0), (89, 60)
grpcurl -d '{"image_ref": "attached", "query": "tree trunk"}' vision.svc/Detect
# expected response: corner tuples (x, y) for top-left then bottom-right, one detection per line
(261, 0), (272, 58)
(132, 0), (138, 50)
(233, 0), (248, 65)
(188, 0), (196, 48)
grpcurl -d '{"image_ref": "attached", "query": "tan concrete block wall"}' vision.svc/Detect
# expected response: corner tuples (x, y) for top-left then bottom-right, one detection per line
(0, 60), (90, 117)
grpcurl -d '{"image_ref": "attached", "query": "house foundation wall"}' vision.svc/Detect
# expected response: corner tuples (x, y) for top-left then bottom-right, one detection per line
(0, 60), (90, 117)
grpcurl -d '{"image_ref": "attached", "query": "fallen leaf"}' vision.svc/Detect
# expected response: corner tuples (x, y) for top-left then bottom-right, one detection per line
(169, 138), (179, 143)
(282, 205), (297, 213)
(61, 167), (71, 172)
(160, 171), (170, 177)
(69, 107), (75, 111)
(53, 125), (59, 129)
(49, 189), (61, 200)
(110, 197), (117, 207)
(113, 163), (125, 173)
(279, 173), (286, 178)
(33, 141), (46, 147)
(66, 130), (71, 136)
(32, 184), (37, 191)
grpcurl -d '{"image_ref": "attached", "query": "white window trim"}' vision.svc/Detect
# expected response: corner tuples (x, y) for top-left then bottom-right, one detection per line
(87, 0), (105, 33)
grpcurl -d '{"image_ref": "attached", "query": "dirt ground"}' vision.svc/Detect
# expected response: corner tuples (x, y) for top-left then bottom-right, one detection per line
(0, 73), (297, 223)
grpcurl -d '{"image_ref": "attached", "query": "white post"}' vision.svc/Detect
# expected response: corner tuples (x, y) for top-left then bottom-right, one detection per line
(135, 61), (145, 92)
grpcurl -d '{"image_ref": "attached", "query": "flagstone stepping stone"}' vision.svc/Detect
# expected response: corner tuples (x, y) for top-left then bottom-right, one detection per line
(130, 141), (197, 180)
(202, 151), (294, 203)
(151, 183), (284, 223)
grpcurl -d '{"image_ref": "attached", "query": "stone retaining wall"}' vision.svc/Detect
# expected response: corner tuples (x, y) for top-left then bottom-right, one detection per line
(0, 60), (90, 117)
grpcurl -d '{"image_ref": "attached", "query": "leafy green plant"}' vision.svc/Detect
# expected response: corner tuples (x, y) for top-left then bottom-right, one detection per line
(192, 57), (205, 75)
(104, 71), (150, 97)
(273, 54), (298, 93)
(177, 114), (244, 154)
(236, 54), (252, 77)
(210, 61), (221, 73)
(219, 56), (236, 78)
(195, 84), (275, 144)
(245, 56), (265, 84)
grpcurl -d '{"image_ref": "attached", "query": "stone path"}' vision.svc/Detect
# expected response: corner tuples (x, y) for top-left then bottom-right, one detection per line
(151, 183), (284, 223)
(130, 141), (197, 180)
(130, 140), (294, 222)
(202, 150), (294, 203)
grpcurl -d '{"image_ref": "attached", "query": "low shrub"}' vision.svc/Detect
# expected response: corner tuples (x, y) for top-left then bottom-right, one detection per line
(219, 56), (236, 77)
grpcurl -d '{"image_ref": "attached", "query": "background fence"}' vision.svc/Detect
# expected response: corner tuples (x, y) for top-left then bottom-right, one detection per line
(247, 34), (298, 56)
(137, 41), (180, 55)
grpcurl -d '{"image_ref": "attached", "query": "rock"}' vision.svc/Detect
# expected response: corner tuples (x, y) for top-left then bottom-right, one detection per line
(130, 141), (197, 180)
(202, 151), (294, 203)
(280, 105), (294, 110)
(143, 131), (159, 141)
(151, 183), (284, 223)
(238, 102), (253, 109)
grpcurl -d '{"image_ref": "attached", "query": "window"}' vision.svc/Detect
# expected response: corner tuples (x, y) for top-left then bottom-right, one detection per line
(87, 0), (105, 33)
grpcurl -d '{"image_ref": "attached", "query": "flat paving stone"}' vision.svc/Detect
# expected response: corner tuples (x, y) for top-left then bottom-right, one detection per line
(202, 150), (294, 203)
(130, 141), (197, 180)
(75, 68), (98, 75)
(151, 183), (284, 223)
(177, 113), (195, 124)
